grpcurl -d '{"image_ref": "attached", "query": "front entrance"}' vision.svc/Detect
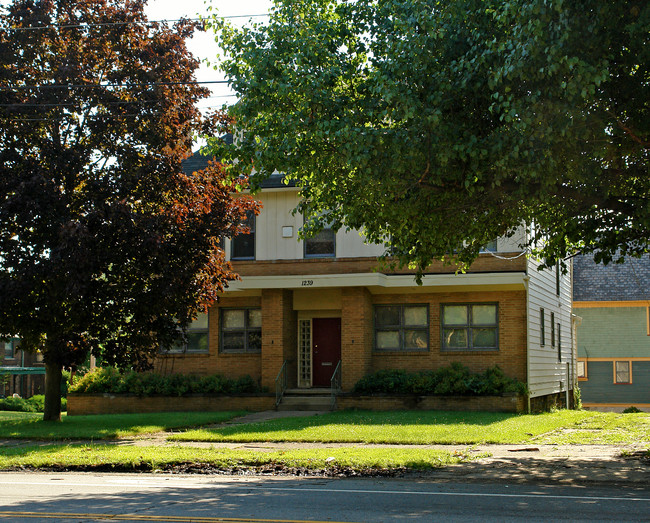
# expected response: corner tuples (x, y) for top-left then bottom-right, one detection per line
(311, 318), (341, 387)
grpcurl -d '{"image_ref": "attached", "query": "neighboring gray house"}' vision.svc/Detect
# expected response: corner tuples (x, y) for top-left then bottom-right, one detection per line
(573, 255), (650, 411)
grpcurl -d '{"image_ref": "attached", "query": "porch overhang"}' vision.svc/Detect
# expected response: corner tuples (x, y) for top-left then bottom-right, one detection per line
(225, 272), (527, 294)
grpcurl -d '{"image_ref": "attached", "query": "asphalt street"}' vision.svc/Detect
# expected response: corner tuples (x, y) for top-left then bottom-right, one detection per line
(1, 472), (649, 522)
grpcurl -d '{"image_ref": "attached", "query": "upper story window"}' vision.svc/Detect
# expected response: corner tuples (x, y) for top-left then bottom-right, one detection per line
(442, 303), (499, 351)
(220, 308), (262, 353)
(374, 304), (429, 351)
(614, 361), (631, 384)
(231, 211), (255, 260)
(480, 240), (497, 252)
(304, 227), (336, 258)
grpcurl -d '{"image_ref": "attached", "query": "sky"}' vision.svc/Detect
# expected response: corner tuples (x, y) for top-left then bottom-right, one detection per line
(144, 0), (272, 109)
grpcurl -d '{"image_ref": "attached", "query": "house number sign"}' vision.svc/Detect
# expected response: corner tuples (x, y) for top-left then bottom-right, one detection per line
(301, 280), (314, 286)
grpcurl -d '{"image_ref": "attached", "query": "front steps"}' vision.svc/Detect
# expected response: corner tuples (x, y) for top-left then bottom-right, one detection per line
(277, 388), (335, 411)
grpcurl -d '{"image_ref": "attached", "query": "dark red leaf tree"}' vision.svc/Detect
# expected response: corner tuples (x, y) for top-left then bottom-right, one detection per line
(0, 0), (257, 420)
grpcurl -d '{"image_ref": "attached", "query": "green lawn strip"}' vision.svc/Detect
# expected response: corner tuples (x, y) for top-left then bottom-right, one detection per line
(0, 411), (246, 440)
(170, 410), (600, 445)
(534, 413), (650, 445)
(0, 444), (468, 472)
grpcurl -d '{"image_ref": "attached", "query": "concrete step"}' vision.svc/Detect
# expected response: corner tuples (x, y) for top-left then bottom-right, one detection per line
(284, 388), (331, 395)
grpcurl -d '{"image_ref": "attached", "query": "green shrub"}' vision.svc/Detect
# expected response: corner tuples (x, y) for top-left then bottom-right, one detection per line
(68, 367), (262, 396)
(352, 365), (527, 396)
(0, 395), (67, 413)
(623, 406), (642, 413)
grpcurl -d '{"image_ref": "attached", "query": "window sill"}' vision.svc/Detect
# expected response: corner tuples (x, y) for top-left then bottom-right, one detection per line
(373, 350), (429, 355)
(219, 351), (262, 357)
(441, 349), (499, 354)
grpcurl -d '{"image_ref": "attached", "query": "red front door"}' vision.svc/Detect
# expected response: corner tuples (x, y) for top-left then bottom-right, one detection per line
(312, 318), (341, 387)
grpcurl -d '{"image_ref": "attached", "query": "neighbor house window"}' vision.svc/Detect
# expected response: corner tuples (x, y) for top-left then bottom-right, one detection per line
(220, 308), (262, 353)
(231, 211), (255, 260)
(540, 308), (545, 346)
(442, 304), (498, 351)
(614, 361), (631, 384)
(168, 313), (209, 353)
(555, 262), (561, 296)
(3, 339), (16, 359)
(374, 305), (429, 351)
(577, 360), (587, 380)
(557, 323), (562, 361)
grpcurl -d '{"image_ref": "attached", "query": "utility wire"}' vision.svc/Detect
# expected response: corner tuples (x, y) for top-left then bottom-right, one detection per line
(0, 80), (229, 91)
(6, 14), (269, 30)
(5, 14), (269, 31)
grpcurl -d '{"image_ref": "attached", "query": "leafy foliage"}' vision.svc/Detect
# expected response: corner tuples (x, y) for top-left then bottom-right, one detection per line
(68, 367), (264, 396)
(213, 0), (649, 273)
(352, 364), (527, 396)
(0, 0), (258, 420)
(0, 394), (66, 412)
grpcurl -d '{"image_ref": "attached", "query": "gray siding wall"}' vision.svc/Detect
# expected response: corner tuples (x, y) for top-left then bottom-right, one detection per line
(580, 361), (650, 405)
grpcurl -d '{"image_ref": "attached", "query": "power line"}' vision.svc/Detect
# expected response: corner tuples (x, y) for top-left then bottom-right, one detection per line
(0, 80), (229, 91)
(5, 14), (269, 32)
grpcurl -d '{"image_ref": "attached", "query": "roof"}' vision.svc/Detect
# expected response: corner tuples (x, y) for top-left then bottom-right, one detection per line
(181, 151), (294, 190)
(573, 254), (650, 301)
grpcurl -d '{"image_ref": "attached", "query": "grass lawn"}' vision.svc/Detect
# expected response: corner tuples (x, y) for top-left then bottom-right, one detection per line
(0, 444), (468, 472)
(170, 410), (650, 446)
(0, 411), (246, 440)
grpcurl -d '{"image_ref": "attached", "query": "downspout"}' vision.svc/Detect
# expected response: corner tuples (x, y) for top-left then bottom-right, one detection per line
(523, 275), (531, 414)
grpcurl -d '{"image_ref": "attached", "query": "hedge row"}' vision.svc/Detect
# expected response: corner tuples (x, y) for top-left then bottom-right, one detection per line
(0, 395), (67, 413)
(352, 364), (528, 396)
(68, 367), (264, 397)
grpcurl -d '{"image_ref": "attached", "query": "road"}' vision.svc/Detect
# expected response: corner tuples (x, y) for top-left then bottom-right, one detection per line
(1, 472), (649, 522)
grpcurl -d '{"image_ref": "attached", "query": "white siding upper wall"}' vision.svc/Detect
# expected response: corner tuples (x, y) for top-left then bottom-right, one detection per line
(497, 227), (527, 252)
(227, 189), (384, 261)
(527, 256), (574, 398)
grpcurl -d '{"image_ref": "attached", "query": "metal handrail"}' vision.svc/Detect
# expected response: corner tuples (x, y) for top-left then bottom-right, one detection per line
(275, 360), (288, 407)
(330, 360), (342, 409)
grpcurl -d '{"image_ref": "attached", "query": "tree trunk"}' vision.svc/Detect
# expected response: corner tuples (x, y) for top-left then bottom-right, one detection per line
(43, 362), (62, 421)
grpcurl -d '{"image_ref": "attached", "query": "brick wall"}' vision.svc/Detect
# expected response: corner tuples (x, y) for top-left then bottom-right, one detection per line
(353, 290), (527, 383)
(153, 295), (262, 382)
(261, 289), (296, 390)
(336, 393), (526, 413)
(341, 287), (373, 389)
(67, 393), (275, 416)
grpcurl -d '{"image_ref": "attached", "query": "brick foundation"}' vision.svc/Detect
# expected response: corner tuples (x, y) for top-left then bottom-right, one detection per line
(336, 393), (526, 413)
(67, 393), (275, 416)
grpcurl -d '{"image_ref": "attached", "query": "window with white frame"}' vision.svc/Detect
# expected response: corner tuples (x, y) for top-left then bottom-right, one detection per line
(374, 305), (429, 351)
(577, 360), (587, 380)
(220, 308), (262, 353)
(231, 211), (255, 260)
(442, 303), (499, 351)
(614, 361), (631, 384)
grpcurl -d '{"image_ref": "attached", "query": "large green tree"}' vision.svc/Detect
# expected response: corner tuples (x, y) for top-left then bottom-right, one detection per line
(213, 0), (649, 271)
(0, 0), (257, 420)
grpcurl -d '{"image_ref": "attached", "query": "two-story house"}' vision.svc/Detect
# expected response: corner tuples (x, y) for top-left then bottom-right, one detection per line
(156, 154), (575, 411)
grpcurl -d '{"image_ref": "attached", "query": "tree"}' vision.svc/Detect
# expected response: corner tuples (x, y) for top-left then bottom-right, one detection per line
(213, 0), (649, 272)
(0, 0), (257, 421)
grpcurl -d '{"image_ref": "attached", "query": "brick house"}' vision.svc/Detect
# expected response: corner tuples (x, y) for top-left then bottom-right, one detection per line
(0, 338), (45, 398)
(154, 154), (575, 411)
(573, 255), (650, 411)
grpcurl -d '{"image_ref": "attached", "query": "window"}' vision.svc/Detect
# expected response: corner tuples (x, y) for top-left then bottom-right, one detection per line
(168, 313), (209, 353)
(231, 211), (255, 260)
(220, 308), (262, 353)
(555, 262), (560, 296)
(540, 308), (545, 346)
(577, 360), (587, 380)
(551, 312), (555, 348)
(374, 305), (429, 351)
(3, 339), (16, 360)
(480, 240), (498, 252)
(557, 323), (561, 361)
(442, 303), (498, 351)
(304, 227), (335, 258)
(614, 361), (631, 384)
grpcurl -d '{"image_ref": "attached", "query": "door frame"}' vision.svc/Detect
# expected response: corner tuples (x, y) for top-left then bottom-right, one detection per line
(297, 312), (341, 388)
